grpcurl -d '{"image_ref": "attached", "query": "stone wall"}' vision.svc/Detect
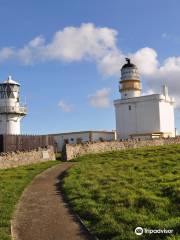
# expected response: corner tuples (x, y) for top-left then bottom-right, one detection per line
(63, 137), (180, 161)
(0, 146), (55, 169)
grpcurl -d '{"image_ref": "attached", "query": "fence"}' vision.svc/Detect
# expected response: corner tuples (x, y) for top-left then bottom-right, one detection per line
(0, 134), (56, 153)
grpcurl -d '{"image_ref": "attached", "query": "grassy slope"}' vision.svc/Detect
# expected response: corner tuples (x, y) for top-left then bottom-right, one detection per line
(63, 145), (180, 240)
(0, 161), (59, 240)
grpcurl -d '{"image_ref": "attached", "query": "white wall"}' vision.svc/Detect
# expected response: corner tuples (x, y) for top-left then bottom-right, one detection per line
(92, 132), (115, 141)
(0, 115), (21, 134)
(53, 131), (115, 152)
(136, 100), (160, 133)
(53, 132), (90, 152)
(159, 101), (175, 137)
(114, 94), (175, 139)
(115, 103), (137, 139)
(121, 90), (141, 99)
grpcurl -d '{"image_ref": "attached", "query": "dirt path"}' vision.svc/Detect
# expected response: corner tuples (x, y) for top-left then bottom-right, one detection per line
(11, 163), (95, 240)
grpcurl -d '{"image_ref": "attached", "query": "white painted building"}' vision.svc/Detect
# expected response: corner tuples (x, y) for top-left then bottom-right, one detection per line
(50, 130), (115, 152)
(0, 76), (27, 135)
(114, 58), (175, 140)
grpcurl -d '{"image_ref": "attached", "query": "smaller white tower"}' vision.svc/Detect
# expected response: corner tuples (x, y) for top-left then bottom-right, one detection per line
(0, 76), (27, 135)
(120, 58), (141, 99)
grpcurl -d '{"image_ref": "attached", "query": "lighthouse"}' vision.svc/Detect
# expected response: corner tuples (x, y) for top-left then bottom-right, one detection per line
(0, 76), (27, 135)
(120, 58), (141, 99)
(114, 58), (175, 140)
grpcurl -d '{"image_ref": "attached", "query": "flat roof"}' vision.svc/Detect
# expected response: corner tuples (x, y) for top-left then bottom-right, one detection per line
(114, 94), (175, 105)
(49, 130), (115, 136)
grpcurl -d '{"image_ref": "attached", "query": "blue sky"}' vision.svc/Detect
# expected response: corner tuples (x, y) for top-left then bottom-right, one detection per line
(0, 0), (180, 134)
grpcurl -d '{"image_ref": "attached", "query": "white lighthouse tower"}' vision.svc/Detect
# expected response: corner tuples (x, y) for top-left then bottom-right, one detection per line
(0, 76), (27, 135)
(114, 58), (175, 140)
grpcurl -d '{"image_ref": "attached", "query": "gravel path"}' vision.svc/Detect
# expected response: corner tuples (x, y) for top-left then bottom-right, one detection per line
(11, 163), (95, 240)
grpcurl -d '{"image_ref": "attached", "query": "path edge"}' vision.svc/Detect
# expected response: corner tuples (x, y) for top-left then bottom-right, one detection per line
(10, 163), (60, 240)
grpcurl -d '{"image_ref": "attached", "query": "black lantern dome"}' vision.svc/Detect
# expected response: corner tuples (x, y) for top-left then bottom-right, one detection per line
(121, 58), (137, 70)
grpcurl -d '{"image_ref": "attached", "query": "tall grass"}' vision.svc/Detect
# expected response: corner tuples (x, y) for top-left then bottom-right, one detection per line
(0, 161), (58, 240)
(63, 145), (180, 240)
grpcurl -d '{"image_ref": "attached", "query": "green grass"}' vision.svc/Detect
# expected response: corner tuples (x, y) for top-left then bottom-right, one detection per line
(63, 145), (180, 240)
(0, 160), (59, 240)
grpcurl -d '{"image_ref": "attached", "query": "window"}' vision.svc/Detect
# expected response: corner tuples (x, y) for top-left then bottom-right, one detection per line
(76, 138), (82, 144)
(64, 139), (69, 144)
(129, 105), (131, 110)
(99, 137), (104, 142)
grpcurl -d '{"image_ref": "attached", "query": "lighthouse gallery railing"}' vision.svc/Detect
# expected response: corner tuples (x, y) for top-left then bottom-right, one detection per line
(0, 106), (27, 115)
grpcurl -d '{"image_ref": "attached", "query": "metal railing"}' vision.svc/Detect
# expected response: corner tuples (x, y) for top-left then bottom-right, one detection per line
(0, 106), (27, 115)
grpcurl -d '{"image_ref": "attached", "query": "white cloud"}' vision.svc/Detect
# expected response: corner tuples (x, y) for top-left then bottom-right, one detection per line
(17, 36), (46, 64)
(45, 23), (118, 62)
(88, 88), (111, 108)
(0, 23), (180, 107)
(1, 23), (118, 65)
(0, 47), (14, 62)
(98, 51), (124, 76)
(160, 57), (180, 72)
(58, 100), (73, 112)
(139, 55), (180, 107)
(130, 47), (159, 75)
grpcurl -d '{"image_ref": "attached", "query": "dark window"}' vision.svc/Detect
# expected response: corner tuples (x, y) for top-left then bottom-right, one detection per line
(76, 138), (82, 144)
(129, 105), (131, 110)
(70, 138), (74, 141)
(99, 137), (104, 142)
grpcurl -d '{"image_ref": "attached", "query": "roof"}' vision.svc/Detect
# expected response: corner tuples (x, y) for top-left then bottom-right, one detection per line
(3, 76), (20, 85)
(114, 93), (175, 105)
(121, 58), (137, 70)
(49, 130), (115, 136)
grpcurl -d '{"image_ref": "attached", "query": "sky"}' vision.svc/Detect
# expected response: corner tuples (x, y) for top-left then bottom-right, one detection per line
(0, 0), (180, 134)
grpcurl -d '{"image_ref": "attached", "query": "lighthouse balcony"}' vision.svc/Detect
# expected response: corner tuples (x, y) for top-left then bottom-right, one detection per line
(119, 86), (142, 92)
(0, 106), (27, 115)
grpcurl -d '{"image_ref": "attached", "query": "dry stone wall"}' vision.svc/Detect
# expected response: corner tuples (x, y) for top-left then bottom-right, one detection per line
(63, 137), (180, 161)
(0, 146), (55, 169)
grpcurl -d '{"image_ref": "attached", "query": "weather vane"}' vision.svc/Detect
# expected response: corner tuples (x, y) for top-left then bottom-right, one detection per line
(125, 58), (130, 64)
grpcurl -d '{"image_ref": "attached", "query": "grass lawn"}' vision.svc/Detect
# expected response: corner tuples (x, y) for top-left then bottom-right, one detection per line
(63, 145), (180, 240)
(0, 160), (59, 240)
